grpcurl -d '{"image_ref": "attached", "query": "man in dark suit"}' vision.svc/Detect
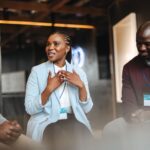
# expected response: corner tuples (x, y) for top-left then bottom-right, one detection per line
(101, 21), (150, 150)
(122, 21), (150, 122)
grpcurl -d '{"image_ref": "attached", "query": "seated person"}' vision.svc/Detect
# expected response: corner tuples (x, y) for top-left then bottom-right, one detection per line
(0, 114), (47, 150)
(0, 114), (21, 146)
(122, 21), (150, 123)
(101, 21), (150, 150)
(24, 31), (93, 150)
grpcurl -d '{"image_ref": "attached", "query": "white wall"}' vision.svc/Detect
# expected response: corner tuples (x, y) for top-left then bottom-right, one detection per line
(113, 13), (138, 102)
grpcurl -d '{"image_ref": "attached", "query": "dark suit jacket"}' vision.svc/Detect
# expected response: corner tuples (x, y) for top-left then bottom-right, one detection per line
(122, 55), (150, 120)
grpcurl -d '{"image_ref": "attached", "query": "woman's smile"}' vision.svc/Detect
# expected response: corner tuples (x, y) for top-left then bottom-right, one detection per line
(47, 50), (56, 58)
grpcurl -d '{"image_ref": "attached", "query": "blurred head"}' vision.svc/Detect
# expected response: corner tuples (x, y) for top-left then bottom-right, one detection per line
(136, 21), (150, 64)
(45, 31), (71, 66)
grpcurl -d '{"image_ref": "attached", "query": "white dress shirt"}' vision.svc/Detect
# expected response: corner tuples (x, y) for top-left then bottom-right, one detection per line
(54, 65), (72, 119)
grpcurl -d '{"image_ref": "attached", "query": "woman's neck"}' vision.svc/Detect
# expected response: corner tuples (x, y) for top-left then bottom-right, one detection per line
(53, 60), (66, 67)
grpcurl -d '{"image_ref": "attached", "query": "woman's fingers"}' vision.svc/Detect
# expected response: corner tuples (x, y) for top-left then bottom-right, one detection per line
(48, 71), (51, 78)
(56, 70), (79, 82)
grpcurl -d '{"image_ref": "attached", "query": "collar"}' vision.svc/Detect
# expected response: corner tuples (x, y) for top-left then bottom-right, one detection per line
(46, 60), (73, 76)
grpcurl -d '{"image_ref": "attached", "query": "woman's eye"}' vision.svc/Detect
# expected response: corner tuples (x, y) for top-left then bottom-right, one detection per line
(54, 42), (60, 46)
(46, 43), (51, 47)
(46, 41), (61, 47)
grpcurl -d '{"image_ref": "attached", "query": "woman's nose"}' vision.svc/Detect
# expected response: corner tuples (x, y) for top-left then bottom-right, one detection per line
(47, 43), (54, 50)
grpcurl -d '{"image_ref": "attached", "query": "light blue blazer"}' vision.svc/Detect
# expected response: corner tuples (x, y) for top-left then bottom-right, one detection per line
(25, 61), (93, 141)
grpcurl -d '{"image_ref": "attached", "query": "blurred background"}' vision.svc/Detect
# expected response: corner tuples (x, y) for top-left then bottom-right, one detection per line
(0, 0), (149, 133)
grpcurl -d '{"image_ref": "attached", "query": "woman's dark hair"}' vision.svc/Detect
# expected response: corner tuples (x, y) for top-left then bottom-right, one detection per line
(50, 31), (72, 63)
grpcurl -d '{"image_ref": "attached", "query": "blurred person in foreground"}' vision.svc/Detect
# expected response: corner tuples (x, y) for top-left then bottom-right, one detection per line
(0, 114), (21, 149)
(0, 114), (46, 150)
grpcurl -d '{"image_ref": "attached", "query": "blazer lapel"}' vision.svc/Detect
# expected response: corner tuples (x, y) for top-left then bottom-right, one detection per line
(46, 61), (60, 99)
(66, 61), (78, 107)
(46, 61), (55, 77)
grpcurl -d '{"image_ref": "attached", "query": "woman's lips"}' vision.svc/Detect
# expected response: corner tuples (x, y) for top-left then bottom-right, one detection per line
(47, 50), (56, 57)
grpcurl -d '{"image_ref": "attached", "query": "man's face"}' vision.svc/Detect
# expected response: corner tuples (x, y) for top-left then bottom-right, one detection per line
(136, 27), (150, 61)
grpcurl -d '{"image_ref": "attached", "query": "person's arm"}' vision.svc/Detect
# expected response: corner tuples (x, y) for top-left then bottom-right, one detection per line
(25, 68), (44, 115)
(41, 71), (63, 105)
(25, 68), (64, 115)
(78, 81), (87, 102)
(77, 70), (93, 113)
(0, 120), (22, 145)
(63, 69), (93, 113)
(62, 70), (87, 101)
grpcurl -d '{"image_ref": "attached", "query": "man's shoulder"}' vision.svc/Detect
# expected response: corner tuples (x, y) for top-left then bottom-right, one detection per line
(124, 55), (141, 68)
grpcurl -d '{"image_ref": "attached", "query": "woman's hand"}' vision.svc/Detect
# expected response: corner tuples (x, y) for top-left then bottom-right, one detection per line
(60, 70), (87, 102)
(46, 71), (64, 92)
(41, 71), (64, 105)
(60, 70), (83, 88)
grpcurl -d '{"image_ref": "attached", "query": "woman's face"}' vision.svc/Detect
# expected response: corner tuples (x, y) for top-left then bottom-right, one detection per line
(45, 33), (70, 65)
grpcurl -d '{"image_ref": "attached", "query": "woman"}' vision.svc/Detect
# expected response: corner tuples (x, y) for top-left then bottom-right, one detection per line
(25, 31), (93, 149)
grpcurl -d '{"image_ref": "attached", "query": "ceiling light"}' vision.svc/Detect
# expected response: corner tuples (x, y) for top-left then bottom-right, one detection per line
(0, 20), (95, 29)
